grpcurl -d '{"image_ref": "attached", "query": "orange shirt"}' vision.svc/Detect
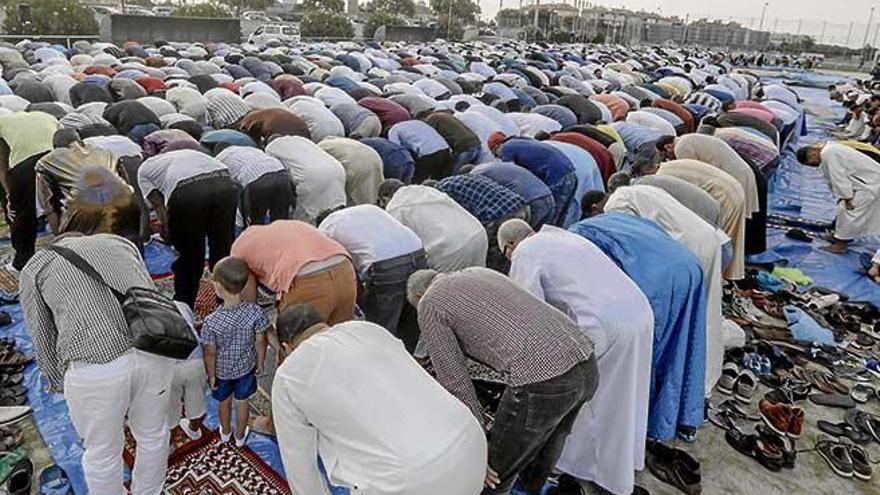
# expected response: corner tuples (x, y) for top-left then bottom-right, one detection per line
(590, 94), (629, 121)
(231, 220), (349, 294)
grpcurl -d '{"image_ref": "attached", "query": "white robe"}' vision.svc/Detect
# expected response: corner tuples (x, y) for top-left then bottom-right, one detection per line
(605, 185), (726, 395)
(266, 136), (347, 224)
(674, 134), (760, 217)
(509, 226), (653, 495)
(318, 138), (385, 206)
(386, 185), (488, 272)
(820, 144), (880, 240)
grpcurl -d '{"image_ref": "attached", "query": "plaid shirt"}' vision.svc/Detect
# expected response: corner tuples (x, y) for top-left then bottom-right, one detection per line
(436, 174), (527, 225)
(417, 267), (594, 423)
(201, 302), (269, 380)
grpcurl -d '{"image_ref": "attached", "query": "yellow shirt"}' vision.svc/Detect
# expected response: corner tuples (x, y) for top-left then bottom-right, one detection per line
(0, 112), (61, 168)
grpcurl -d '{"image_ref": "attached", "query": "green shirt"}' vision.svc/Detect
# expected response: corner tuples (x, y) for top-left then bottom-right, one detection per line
(0, 112), (61, 168)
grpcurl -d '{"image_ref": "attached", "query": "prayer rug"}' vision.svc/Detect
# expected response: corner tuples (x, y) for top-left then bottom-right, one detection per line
(122, 424), (213, 469)
(163, 432), (290, 495)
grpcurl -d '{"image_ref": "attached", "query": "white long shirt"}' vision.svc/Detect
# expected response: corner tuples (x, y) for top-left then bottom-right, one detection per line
(674, 134), (760, 216)
(272, 321), (486, 495)
(386, 185), (487, 272)
(266, 136), (346, 223)
(319, 205), (423, 275)
(137, 149), (227, 204)
(508, 112), (562, 138)
(286, 96), (346, 142)
(820, 143), (880, 240)
(215, 146), (285, 187)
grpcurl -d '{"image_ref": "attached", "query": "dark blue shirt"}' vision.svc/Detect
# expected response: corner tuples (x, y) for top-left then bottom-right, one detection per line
(498, 138), (575, 185)
(472, 161), (554, 203)
(360, 137), (415, 183)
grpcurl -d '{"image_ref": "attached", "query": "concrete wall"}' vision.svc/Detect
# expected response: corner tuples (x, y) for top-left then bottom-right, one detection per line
(374, 25), (437, 42)
(103, 15), (241, 44)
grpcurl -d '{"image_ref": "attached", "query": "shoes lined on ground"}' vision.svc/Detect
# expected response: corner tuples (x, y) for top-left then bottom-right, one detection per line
(817, 420), (873, 444)
(758, 400), (804, 438)
(724, 427), (785, 472)
(817, 436), (853, 478)
(734, 370), (758, 404)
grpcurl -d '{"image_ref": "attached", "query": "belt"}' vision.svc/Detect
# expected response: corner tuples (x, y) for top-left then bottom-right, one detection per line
(364, 249), (426, 280)
(177, 169), (230, 188)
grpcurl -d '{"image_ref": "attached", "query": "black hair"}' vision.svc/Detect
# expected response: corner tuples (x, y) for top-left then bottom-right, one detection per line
(580, 190), (608, 219)
(276, 304), (324, 344)
(213, 257), (250, 294)
(53, 128), (82, 149)
(315, 205), (345, 226)
(655, 135), (675, 151)
(795, 146), (813, 165)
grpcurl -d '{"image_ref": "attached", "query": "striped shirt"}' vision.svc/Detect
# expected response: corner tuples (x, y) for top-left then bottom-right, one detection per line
(20, 235), (155, 392)
(216, 146), (286, 187)
(686, 92), (723, 113)
(204, 88), (251, 129)
(417, 267), (594, 421)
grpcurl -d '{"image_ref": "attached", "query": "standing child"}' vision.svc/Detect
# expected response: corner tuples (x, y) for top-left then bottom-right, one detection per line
(168, 302), (207, 440)
(202, 257), (269, 447)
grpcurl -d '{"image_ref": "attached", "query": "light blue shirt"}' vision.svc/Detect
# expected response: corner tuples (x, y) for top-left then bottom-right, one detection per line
(547, 141), (604, 227)
(387, 120), (449, 157)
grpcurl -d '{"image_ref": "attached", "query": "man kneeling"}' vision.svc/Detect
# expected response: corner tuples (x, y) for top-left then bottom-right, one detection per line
(272, 304), (487, 495)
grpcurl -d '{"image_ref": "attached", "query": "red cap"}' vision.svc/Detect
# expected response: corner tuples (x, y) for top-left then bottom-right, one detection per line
(487, 131), (507, 150)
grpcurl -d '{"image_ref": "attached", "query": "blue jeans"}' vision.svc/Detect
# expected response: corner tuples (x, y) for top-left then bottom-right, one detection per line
(453, 146), (482, 173)
(212, 370), (257, 402)
(528, 195), (555, 229)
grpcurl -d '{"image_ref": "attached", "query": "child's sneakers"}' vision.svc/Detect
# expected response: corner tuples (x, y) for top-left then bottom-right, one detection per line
(220, 428), (232, 444)
(179, 419), (202, 441)
(235, 427), (250, 448)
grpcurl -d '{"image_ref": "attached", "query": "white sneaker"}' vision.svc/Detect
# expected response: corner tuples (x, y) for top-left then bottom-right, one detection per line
(219, 428), (231, 443)
(234, 426), (250, 448)
(179, 418), (202, 441)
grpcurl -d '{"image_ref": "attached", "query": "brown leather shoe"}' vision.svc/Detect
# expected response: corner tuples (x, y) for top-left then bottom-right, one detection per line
(760, 399), (793, 436)
(788, 407), (805, 438)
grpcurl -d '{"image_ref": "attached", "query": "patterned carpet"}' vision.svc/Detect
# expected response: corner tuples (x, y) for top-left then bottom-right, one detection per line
(124, 426), (290, 495)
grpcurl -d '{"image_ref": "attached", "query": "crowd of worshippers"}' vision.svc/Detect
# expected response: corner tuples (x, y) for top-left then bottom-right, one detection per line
(0, 37), (863, 495)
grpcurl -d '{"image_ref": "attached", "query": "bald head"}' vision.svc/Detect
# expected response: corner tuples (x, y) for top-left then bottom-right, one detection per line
(407, 269), (440, 309)
(497, 218), (534, 259)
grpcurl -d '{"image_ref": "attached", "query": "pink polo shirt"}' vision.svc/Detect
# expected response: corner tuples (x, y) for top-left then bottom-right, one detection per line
(231, 220), (349, 294)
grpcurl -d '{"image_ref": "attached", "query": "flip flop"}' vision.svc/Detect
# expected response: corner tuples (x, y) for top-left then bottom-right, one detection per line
(809, 393), (857, 409)
(851, 384), (876, 404)
(817, 420), (873, 444)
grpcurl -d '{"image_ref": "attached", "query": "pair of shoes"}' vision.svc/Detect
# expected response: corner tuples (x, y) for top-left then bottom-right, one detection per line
(218, 426), (249, 448)
(817, 420), (873, 444)
(850, 384), (876, 404)
(645, 440), (701, 495)
(725, 427), (786, 472)
(816, 436), (872, 480)
(715, 364), (757, 403)
(755, 424), (796, 469)
(758, 400), (804, 438)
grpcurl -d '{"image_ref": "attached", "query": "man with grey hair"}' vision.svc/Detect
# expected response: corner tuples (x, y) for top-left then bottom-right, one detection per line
(498, 218), (654, 495)
(408, 266), (598, 495)
(272, 303), (487, 495)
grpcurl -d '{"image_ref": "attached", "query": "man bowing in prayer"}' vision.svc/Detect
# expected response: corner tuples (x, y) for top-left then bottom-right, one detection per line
(797, 142), (880, 253)
(498, 219), (653, 495)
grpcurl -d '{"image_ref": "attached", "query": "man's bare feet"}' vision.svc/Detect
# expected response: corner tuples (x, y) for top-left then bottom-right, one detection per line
(251, 415), (276, 436)
(822, 242), (848, 254)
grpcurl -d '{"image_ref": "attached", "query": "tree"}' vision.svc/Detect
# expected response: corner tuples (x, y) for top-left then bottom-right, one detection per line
(172, 3), (232, 17)
(365, 11), (401, 38)
(4, 0), (98, 35)
(365, 0), (415, 17)
(429, 0), (478, 39)
(217, 0), (277, 17)
(302, 0), (345, 13)
(300, 10), (354, 39)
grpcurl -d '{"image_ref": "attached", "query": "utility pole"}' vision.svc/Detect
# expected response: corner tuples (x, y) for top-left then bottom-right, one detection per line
(519, 0), (523, 28)
(533, 0), (540, 28)
(846, 21), (854, 47)
(796, 19), (802, 36)
(758, 2), (768, 31)
(874, 22), (880, 46)
(820, 20), (827, 43)
(864, 6), (876, 47)
(772, 18), (778, 33)
(681, 13), (689, 45)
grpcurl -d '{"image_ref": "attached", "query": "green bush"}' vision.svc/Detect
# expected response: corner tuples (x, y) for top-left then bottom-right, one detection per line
(4, 0), (98, 35)
(300, 11), (354, 39)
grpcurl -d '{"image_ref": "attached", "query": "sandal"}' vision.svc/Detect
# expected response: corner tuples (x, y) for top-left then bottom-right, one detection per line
(817, 420), (873, 444)
(851, 384), (876, 404)
(0, 349), (29, 368)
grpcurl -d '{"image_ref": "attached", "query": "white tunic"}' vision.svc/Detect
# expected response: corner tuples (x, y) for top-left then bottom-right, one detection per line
(509, 226), (653, 495)
(386, 185), (487, 272)
(626, 110), (676, 137)
(674, 134), (760, 217)
(605, 185), (725, 395)
(820, 143), (880, 240)
(266, 136), (346, 224)
(273, 321), (486, 495)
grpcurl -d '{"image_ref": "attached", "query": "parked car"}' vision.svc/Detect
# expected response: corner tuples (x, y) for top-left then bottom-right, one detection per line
(153, 6), (173, 16)
(124, 6), (155, 15)
(248, 24), (301, 44)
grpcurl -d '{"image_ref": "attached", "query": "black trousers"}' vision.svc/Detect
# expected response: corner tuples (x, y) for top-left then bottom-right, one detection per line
(484, 357), (599, 495)
(744, 159), (768, 255)
(240, 171), (295, 226)
(358, 250), (427, 352)
(4, 152), (46, 270)
(117, 155), (151, 246)
(412, 148), (453, 184)
(167, 173), (237, 307)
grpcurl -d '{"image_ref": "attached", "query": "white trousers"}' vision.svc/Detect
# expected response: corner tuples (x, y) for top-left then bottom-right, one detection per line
(64, 351), (173, 495)
(166, 358), (207, 428)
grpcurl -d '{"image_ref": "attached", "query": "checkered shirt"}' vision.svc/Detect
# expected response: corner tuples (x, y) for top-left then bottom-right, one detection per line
(417, 267), (594, 423)
(436, 174), (527, 225)
(201, 302), (269, 380)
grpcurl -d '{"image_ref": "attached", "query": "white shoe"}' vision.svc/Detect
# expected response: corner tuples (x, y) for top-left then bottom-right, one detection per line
(3, 263), (19, 279)
(219, 428), (231, 443)
(234, 426), (250, 448)
(179, 418), (202, 441)
(0, 406), (30, 427)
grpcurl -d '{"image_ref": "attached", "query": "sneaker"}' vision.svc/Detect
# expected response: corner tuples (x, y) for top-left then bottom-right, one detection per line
(759, 400), (792, 437)
(219, 428), (231, 443)
(234, 426), (250, 448)
(849, 444), (872, 481)
(788, 407), (804, 438)
(179, 419), (202, 441)
(817, 438), (853, 478)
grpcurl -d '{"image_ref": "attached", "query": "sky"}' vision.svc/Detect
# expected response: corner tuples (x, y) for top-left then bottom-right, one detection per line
(471, 0), (880, 46)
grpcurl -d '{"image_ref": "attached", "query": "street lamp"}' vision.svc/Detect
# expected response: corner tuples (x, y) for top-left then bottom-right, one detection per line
(758, 2), (768, 31)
